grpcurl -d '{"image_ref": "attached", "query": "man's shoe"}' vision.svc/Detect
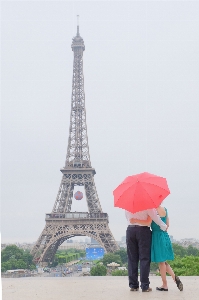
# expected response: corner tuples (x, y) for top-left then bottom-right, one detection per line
(142, 287), (152, 292)
(130, 287), (139, 291)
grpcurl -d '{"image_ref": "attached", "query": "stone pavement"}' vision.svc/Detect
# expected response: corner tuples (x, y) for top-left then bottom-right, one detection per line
(2, 276), (199, 300)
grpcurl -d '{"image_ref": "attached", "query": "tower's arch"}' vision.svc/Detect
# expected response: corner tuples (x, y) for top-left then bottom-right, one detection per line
(39, 232), (103, 264)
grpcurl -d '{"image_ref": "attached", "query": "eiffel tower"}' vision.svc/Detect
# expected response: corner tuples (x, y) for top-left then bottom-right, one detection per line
(31, 21), (119, 265)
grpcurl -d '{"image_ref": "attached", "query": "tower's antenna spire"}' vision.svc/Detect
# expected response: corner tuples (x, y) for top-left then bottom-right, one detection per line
(77, 15), (80, 36)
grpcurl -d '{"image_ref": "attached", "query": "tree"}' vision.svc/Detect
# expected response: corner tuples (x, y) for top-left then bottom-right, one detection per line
(55, 248), (86, 261)
(172, 243), (187, 257)
(15, 259), (27, 269)
(114, 248), (127, 264)
(79, 251), (85, 258)
(102, 253), (122, 266)
(186, 245), (199, 256)
(1, 245), (24, 262)
(58, 255), (66, 264)
(1, 245), (36, 272)
(50, 258), (58, 268)
(23, 250), (35, 266)
(168, 256), (199, 276)
(172, 243), (199, 258)
(90, 264), (107, 276)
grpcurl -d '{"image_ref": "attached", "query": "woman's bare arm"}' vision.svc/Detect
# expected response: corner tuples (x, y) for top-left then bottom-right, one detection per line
(166, 217), (169, 228)
(130, 215), (152, 226)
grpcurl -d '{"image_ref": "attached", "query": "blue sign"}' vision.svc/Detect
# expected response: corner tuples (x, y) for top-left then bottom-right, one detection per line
(86, 247), (105, 260)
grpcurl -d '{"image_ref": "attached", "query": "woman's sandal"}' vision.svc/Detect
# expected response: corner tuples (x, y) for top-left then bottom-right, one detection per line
(156, 287), (168, 291)
(175, 275), (183, 291)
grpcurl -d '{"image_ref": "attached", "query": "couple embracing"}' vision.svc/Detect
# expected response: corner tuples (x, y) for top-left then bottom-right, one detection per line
(125, 205), (183, 292)
(113, 172), (183, 293)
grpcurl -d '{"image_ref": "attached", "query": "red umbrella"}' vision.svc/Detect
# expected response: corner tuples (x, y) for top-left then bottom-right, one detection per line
(113, 172), (170, 213)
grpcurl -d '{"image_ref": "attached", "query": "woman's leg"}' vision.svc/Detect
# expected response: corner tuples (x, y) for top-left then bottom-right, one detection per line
(165, 262), (183, 291)
(158, 262), (168, 289)
(165, 262), (175, 281)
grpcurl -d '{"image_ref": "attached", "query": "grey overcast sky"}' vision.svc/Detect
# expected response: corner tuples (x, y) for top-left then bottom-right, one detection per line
(1, 1), (199, 243)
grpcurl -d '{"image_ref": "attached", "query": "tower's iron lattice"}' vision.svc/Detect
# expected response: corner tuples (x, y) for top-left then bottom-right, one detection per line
(31, 24), (119, 265)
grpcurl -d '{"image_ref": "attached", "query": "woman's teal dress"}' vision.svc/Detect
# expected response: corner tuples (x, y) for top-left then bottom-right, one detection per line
(151, 208), (174, 263)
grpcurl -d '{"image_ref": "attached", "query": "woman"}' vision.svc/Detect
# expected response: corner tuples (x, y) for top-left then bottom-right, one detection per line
(130, 206), (183, 291)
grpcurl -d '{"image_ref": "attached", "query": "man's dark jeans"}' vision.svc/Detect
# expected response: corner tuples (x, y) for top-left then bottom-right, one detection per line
(126, 225), (152, 291)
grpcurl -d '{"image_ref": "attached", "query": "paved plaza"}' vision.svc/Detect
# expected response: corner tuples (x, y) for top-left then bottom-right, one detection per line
(2, 276), (199, 300)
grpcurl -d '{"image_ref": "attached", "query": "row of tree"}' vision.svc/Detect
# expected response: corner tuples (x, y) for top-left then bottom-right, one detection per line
(101, 244), (199, 268)
(1, 246), (86, 272)
(90, 244), (199, 276)
(168, 255), (199, 276)
(52, 248), (86, 266)
(1, 245), (36, 273)
(172, 244), (199, 257)
(2, 243), (198, 275)
(150, 244), (199, 273)
(55, 252), (85, 264)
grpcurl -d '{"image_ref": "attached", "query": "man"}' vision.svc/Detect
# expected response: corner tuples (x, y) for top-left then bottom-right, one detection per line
(126, 209), (167, 292)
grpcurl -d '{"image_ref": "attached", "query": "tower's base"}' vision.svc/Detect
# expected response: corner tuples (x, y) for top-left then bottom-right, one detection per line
(31, 212), (119, 263)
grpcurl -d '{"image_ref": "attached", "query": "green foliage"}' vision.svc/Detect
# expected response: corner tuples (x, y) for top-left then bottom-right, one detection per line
(57, 255), (67, 264)
(1, 245), (36, 272)
(56, 248), (86, 257)
(79, 251), (85, 258)
(150, 244), (199, 275)
(90, 264), (107, 276)
(114, 248), (127, 264)
(168, 256), (199, 276)
(92, 260), (101, 265)
(49, 259), (58, 268)
(111, 269), (128, 276)
(55, 249), (84, 264)
(23, 250), (36, 266)
(172, 244), (188, 257)
(102, 253), (122, 266)
(1, 245), (24, 262)
(55, 248), (85, 264)
(172, 243), (199, 257)
(186, 245), (199, 256)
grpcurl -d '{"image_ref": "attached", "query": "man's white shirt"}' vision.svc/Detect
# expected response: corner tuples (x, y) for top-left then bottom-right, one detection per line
(125, 209), (167, 231)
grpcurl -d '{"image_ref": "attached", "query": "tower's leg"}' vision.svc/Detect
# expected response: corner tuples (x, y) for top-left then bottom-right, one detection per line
(52, 176), (74, 213)
(84, 179), (102, 213)
(31, 219), (119, 264)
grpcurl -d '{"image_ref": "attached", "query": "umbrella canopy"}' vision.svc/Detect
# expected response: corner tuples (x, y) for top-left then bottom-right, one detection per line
(113, 172), (170, 213)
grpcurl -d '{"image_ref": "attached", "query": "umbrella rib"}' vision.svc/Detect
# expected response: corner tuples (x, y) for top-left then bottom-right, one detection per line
(113, 181), (135, 195)
(116, 184), (136, 202)
(116, 183), (138, 211)
(139, 182), (159, 208)
(141, 182), (170, 193)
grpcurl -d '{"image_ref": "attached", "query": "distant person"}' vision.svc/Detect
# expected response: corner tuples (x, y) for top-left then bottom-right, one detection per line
(125, 208), (167, 292)
(130, 206), (183, 292)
